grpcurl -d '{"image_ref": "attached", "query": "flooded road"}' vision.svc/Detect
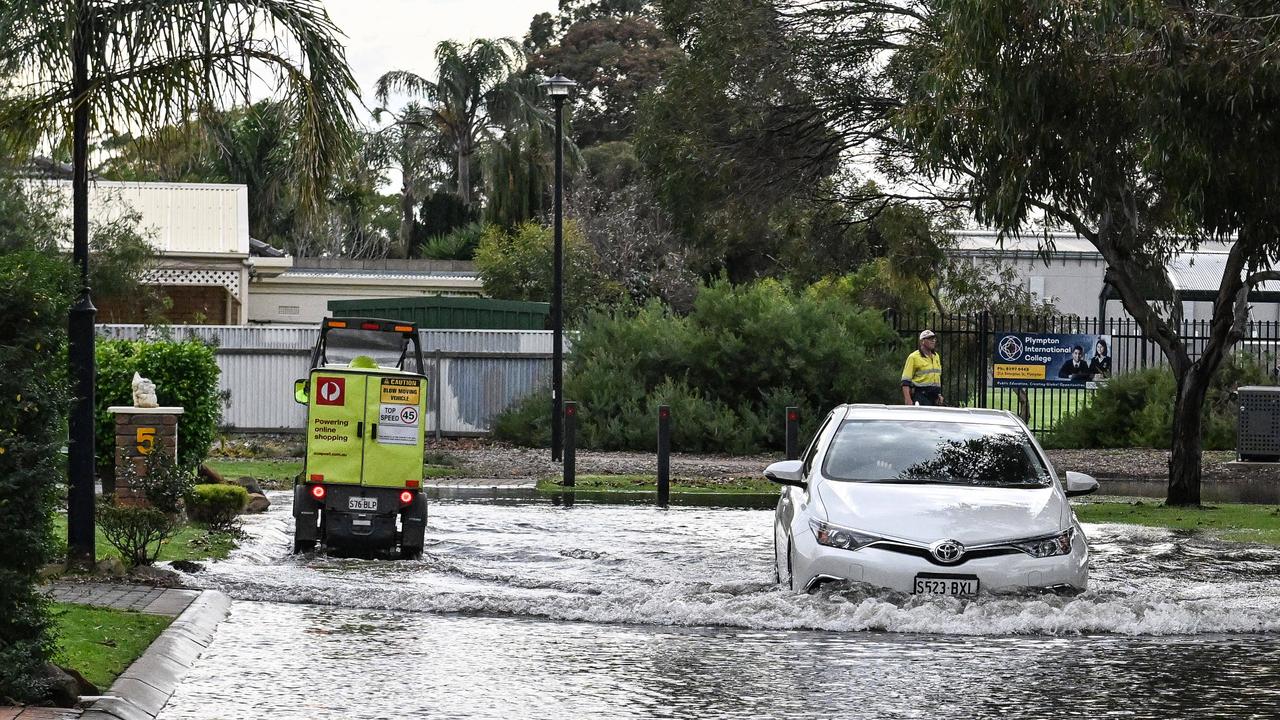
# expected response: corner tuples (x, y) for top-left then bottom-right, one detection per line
(161, 493), (1280, 719)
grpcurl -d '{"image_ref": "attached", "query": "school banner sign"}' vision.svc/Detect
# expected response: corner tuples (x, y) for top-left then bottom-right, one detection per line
(993, 333), (1112, 388)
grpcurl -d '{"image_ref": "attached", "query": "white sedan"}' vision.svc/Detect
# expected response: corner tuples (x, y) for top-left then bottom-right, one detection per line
(767, 404), (1097, 596)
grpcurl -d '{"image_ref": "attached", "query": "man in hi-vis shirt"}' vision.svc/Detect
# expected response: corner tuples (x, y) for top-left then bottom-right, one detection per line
(901, 329), (944, 406)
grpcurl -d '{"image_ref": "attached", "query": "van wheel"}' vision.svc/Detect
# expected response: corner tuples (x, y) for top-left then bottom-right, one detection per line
(292, 537), (315, 554)
(399, 546), (422, 560)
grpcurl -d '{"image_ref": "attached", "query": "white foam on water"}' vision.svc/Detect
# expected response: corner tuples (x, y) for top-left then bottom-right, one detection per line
(178, 493), (1280, 637)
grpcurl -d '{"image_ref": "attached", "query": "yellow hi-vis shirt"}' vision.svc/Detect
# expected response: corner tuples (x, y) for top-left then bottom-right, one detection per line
(901, 350), (942, 388)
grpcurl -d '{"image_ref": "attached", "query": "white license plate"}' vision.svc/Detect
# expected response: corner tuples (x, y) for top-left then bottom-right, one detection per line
(913, 574), (979, 596)
(348, 497), (378, 511)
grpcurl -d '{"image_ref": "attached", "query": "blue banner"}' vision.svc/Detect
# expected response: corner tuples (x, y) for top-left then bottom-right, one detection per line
(993, 333), (1112, 388)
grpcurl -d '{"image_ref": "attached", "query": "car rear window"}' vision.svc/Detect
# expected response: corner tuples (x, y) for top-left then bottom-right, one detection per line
(821, 419), (1051, 487)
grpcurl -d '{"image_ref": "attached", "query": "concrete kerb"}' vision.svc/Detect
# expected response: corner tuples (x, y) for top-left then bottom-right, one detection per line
(79, 591), (230, 720)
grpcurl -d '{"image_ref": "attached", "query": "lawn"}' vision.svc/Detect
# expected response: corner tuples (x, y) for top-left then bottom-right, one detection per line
(979, 387), (1093, 430)
(51, 514), (237, 563)
(537, 473), (777, 494)
(53, 603), (171, 689)
(1074, 501), (1280, 544)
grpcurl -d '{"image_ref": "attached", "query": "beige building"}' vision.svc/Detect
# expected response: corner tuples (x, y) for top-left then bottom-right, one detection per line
(35, 179), (482, 325)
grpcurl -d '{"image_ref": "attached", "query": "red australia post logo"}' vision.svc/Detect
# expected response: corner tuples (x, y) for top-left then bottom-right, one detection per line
(316, 377), (345, 406)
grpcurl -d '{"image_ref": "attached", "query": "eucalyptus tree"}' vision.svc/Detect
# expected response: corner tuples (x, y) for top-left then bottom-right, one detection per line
(780, 0), (1280, 505)
(0, 0), (358, 565)
(374, 38), (539, 212)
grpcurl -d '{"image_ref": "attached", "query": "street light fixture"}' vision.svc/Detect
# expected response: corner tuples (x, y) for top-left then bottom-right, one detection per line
(540, 73), (576, 462)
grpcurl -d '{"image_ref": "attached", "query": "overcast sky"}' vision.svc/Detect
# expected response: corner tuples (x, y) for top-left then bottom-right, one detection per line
(322, 0), (559, 112)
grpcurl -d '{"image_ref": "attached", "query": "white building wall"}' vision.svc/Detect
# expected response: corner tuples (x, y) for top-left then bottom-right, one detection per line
(30, 179), (249, 256)
(247, 274), (484, 325)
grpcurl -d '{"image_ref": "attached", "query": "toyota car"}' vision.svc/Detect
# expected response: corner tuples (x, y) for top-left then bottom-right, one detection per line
(766, 405), (1097, 596)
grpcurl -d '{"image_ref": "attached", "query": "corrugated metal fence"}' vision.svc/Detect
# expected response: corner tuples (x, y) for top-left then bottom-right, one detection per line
(97, 325), (563, 435)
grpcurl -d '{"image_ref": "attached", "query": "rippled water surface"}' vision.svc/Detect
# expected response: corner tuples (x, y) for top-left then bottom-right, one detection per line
(160, 493), (1280, 719)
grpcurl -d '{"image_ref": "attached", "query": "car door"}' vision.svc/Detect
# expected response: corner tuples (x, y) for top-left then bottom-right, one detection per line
(776, 409), (837, 585)
(361, 373), (428, 489)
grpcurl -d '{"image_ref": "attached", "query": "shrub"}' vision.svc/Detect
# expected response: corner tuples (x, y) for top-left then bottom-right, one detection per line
(95, 338), (223, 480)
(119, 451), (194, 515)
(473, 220), (625, 323)
(96, 499), (177, 568)
(0, 246), (75, 703)
(1045, 354), (1271, 450)
(420, 221), (485, 260)
(494, 279), (906, 453)
(186, 484), (249, 531)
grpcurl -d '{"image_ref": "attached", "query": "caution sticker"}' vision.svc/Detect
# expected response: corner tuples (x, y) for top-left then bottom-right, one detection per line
(378, 403), (419, 445)
(380, 377), (420, 405)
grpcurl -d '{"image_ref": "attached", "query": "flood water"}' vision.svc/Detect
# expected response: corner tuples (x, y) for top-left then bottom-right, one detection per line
(161, 492), (1280, 720)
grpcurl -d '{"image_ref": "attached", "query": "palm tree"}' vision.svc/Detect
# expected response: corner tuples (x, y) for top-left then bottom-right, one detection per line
(368, 101), (452, 258)
(374, 38), (541, 212)
(0, 0), (358, 567)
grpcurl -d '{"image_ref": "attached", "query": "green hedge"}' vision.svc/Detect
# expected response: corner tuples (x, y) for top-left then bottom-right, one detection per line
(0, 250), (75, 702)
(186, 484), (248, 531)
(96, 339), (223, 479)
(1045, 355), (1272, 450)
(494, 279), (907, 453)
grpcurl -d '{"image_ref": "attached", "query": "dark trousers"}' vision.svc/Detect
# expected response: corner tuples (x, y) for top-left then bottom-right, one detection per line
(912, 386), (942, 406)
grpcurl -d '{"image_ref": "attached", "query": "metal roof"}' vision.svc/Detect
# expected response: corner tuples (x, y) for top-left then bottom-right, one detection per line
(1167, 252), (1280, 300)
(275, 269), (480, 281)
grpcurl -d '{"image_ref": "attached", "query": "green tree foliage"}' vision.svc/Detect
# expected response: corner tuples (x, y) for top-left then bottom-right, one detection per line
(528, 13), (684, 147)
(1046, 357), (1271, 451)
(473, 221), (623, 322)
(880, 0), (1280, 504)
(0, 248), (74, 702)
(494, 279), (906, 452)
(96, 339), (224, 480)
(419, 191), (475, 242)
(375, 39), (540, 212)
(634, 0), (842, 280)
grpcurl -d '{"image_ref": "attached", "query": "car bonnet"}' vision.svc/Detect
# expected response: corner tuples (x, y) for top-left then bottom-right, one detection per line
(814, 479), (1068, 546)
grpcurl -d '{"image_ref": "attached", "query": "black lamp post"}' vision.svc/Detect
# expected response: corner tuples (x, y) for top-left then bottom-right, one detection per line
(540, 73), (576, 462)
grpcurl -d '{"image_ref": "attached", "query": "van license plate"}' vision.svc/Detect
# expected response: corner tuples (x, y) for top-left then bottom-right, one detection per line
(913, 574), (978, 596)
(348, 497), (377, 511)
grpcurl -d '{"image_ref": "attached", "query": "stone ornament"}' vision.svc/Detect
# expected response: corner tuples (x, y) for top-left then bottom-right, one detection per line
(132, 372), (159, 408)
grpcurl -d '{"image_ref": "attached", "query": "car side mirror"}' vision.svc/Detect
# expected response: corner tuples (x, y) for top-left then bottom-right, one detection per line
(1064, 471), (1098, 497)
(294, 379), (309, 405)
(765, 460), (807, 489)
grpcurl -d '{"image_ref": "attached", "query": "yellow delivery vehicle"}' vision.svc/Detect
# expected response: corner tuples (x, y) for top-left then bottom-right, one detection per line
(292, 318), (429, 558)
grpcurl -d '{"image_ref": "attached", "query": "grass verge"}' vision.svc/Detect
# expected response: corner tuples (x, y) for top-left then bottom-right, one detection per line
(1075, 501), (1280, 544)
(206, 458), (457, 487)
(51, 514), (237, 563)
(53, 603), (172, 689)
(536, 474), (776, 494)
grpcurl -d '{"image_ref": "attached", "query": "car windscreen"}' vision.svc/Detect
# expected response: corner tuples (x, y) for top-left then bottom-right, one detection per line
(821, 419), (1051, 488)
(322, 328), (408, 369)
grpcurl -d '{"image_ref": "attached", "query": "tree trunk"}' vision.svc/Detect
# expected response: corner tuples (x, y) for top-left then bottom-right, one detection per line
(1167, 368), (1210, 506)
(457, 143), (472, 210)
(398, 187), (416, 259)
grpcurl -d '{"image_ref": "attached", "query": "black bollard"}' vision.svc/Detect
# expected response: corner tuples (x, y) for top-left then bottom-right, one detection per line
(657, 404), (671, 508)
(785, 406), (800, 460)
(563, 401), (577, 488)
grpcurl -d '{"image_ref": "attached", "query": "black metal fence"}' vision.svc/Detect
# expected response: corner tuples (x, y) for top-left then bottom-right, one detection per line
(890, 312), (1280, 436)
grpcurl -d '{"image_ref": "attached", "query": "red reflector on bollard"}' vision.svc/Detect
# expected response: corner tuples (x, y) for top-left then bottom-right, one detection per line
(310, 485), (326, 500)
(787, 411), (798, 421)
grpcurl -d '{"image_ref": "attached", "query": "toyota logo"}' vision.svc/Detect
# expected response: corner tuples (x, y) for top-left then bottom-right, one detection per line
(930, 539), (966, 564)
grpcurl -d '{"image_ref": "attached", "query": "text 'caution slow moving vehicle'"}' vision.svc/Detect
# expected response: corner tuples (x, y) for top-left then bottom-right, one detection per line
(292, 318), (428, 558)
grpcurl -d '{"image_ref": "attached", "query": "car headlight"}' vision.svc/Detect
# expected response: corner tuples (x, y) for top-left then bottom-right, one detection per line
(809, 519), (881, 551)
(1011, 527), (1075, 558)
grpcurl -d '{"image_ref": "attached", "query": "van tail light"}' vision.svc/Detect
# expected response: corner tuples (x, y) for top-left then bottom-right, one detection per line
(406, 479), (420, 488)
(399, 491), (414, 505)
(311, 484), (327, 500)
(361, 322), (381, 330)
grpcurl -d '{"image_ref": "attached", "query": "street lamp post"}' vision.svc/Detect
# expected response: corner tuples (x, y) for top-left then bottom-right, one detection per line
(540, 73), (576, 462)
